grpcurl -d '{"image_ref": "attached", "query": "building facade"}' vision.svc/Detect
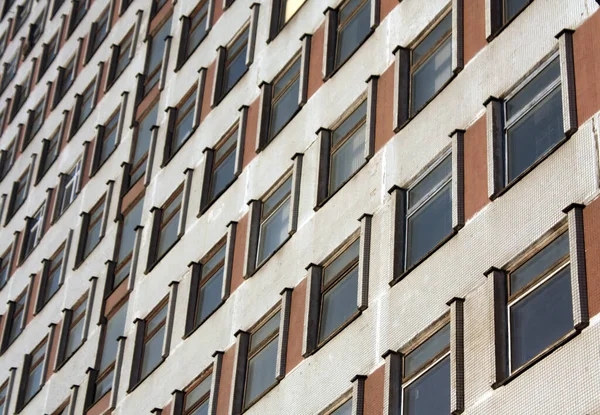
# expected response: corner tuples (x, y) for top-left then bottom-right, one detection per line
(0, 0), (599, 413)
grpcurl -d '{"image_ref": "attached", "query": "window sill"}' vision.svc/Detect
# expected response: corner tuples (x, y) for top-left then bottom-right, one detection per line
(144, 236), (182, 274)
(394, 72), (458, 134)
(247, 234), (293, 278)
(182, 299), (227, 340)
(127, 357), (166, 394)
(390, 229), (457, 287)
(314, 159), (369, 212)
(323, 27), (376, 83)
(305, 309), (363, 358)
(492, 327), (581, 389)
(197, 175), (239, 218)
(491, 134), (572, 201)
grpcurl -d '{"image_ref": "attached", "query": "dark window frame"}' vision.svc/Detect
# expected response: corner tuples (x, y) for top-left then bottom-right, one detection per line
(182, 369), (213, 415)
(137, 299), (168, 383)
(148, 186), (183, 269)
(54, 158), (82, 220)
(21, 201), (46, 262)
(177, 0), (210, 68)
(38, 33), (60, 81)
(0, 246), (12, 289)
(92, 106), (121, 174)
(58, 295), (88, 366)
(6, 168), (31, 223)
(37, 125), (63, 183)
(36, 242), (66, 311)
(88, 7), (110, 60)
(112, 195), (144, 291)
(267, 53), (302, 143)
(67, 0), (88, 36)
(18, 338), (47, 409)
(268, 0), (307, 41)
(107, 29), (134, 87)
(215, 24), (250, 104)
(165, 85), (197, 162)
(77, 196), (106, 264)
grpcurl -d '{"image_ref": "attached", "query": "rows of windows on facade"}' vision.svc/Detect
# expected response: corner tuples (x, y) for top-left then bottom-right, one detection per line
(0, 0), (578, 413)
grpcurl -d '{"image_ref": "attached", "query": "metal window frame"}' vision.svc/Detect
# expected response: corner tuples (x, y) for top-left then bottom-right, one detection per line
(192, 241), (227, 329)
(139, 299), (168, 378)
(182, 367), (213, 415)
(207, 123), (239, 203)
(334, 0), (370, 67)
(268, 52), (302, 141)
(184, 0), (210, 60)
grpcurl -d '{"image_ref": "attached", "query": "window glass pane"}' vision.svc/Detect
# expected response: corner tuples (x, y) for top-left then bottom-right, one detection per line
(189, 401), (209, 415)
(25, 364), (43, 401)
(403, 355), (450, 415)
(506, 86), (563, 181)
(323, 239), (360, 287)
(411, 36), (452, 114)
(510, 266), (573, 370)
(413, 13), (452, 63)
(44, 264), (61, 301)
(158, 213), (180, 258)
(506, 59), (560, 120)
(118, 199), (144, 264)
(174, 107), (195, 152)
(84, 219), (102, 258)
(94, 370), (114, 401)
(319, 267), (358, 341)
(330, 399), (353, 415)
(408, 156), (451, 209)
(202, 245), (226, 279)
(185, 374), (212, 410)
(196, 268), (224, 323)
(146, 305), (167, 333)
(245, 337), (278, 405)
(224, 29), (249, 93)
(134, 103), (159, 165)
(65, 318), (84, 356)
(187, 3), (209, 55)
(406, 182), (452, 268)
(332, 101), (367, 147)
(148, 20), (172, 74)
(284, 0), (305, 22)
(99, 301), (128, 371)
(330, 123), (366, 193)
(335, 0), (370, 67)
(505, 0), (530, 22)
(510, 232), (569, 295)
(250, 312), (280, 350)
(269, 75), (300, 139)
(141, 326), (165, 378)
(273, 58), (301, 96)
(210, 151), (236, 200)
(404, 324), (450, 378)
(263, 177), (292, 217)
(257, 198), (290, 264)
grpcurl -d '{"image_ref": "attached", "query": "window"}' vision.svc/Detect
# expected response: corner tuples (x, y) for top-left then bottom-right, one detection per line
(69, 0), (88, 34)
(22, 203), (45, 260)
(256, 175), (292, 266)
(7, 170), (30, 220)
(0, 381), (8, 415)
(27, 13), (44, 50)
(183, 372), (212, 415)
(80, 197), (105, 261)
(270, 0), (306, 38)
(191, 243), (226, 329)
(328, 398), (352, 415)
(405, 154), (452, 269)
(96, 109), (120, 169)
(138, 301), (168, 380)
(56, 57), (76, 103)
(504, 56), (562, 183)
(89, 8), (110, 56)
(167, 88), (196, 159)
(244, 310), (280, 408)
(318, 238), (360, 343)
(94, 300), (128, 402)
(0, 140), (16, 179)
(507, 232), (572, 372)
(51, 0), (65, 17)
(144, 18), (172, 96)
(6, 292), (26, 346)
(328, 100), (367, 196)
(38, 244), (65, 308)
(217, 26), (249, 101)
(402, 324), (450, 415)
(74, 80), (96, 131)
(113, 197), (143, 289)
(333, 0), (370, 70)
(410, 12), (452, 115)
(180, 1), (209, 64)
(201, 125), (238, 211)
(109, 30), (133, 85)
(1, 53), (18, 91)
(13, 0), (31, 36)
(21, 340), (47, 405)
(0, 32), (7, 57)
(268, 55), (301, 141)
(52, 402), (69, 415)
(62, 297), (87, 361)
(12, 74), (32, 120)
(129, 102), (158, 186)
(0, 247), (11, 288)
(38, 127), (62, 180)
(39, 34), (59, 79)
(56, 159), (82, 218)
(151, 188), (182, 264)
(151, 0), (168, 17)
(26, 99), (45, 144)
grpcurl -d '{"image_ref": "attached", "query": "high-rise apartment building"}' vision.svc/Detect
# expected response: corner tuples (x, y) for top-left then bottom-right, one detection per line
(0, 0), (599, 413)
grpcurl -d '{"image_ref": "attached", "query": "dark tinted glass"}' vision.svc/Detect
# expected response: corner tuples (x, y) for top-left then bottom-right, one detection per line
(506, 86), (563, 181)
(157, 208), (180, 258)
(510, 232), (569, 295)
(504, 0), (530, 22)
(319, 267), (358, 341)
(65, 317), (84, 356)
(185, 373), (211, 412)
(117, 199), (144, 264)
(510, 266), (573, 370)
(245, 336), (278, 405)
(323, 239), (360, 287)
(335, 0), (370, 68)
(403, 356), (450, 415)
(406, 182), (452, 268)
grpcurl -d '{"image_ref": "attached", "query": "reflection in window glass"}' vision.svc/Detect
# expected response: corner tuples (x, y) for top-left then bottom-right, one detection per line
(335, 0), (370, 69)
(257, 177), (292, 264)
